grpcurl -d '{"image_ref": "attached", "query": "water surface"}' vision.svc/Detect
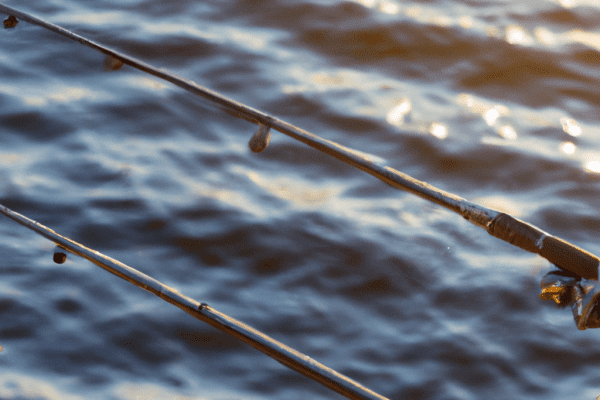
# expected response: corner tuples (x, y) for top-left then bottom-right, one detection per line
(1, 0), (600, 399)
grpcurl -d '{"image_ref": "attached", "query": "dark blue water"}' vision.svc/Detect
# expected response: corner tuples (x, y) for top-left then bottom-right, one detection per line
(1, 0), (600, 398)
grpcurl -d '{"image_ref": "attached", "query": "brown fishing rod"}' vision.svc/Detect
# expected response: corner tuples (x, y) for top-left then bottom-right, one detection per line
(1, 3), (597, 281)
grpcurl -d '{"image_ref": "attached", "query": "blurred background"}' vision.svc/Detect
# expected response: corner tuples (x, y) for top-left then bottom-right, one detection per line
(1, 0), (600, 398)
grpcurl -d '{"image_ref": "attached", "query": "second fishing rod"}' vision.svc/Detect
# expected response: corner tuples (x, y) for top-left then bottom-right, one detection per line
(1, 4), (599, 329)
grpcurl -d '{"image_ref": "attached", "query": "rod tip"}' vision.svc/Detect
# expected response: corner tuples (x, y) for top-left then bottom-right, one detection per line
(248, 124), (271, 153)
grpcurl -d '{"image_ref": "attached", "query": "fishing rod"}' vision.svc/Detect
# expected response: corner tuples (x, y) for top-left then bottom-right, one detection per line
(0, 3), (599, 392)
(0, 204), (387, 400)
(2, 4), (599, 278)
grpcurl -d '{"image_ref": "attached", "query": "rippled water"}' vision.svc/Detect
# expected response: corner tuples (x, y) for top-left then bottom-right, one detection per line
(1, 0), (600, 399)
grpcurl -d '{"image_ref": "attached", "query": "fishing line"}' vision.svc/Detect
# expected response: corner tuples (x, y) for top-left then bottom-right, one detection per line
(1, 4), (600, 396)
